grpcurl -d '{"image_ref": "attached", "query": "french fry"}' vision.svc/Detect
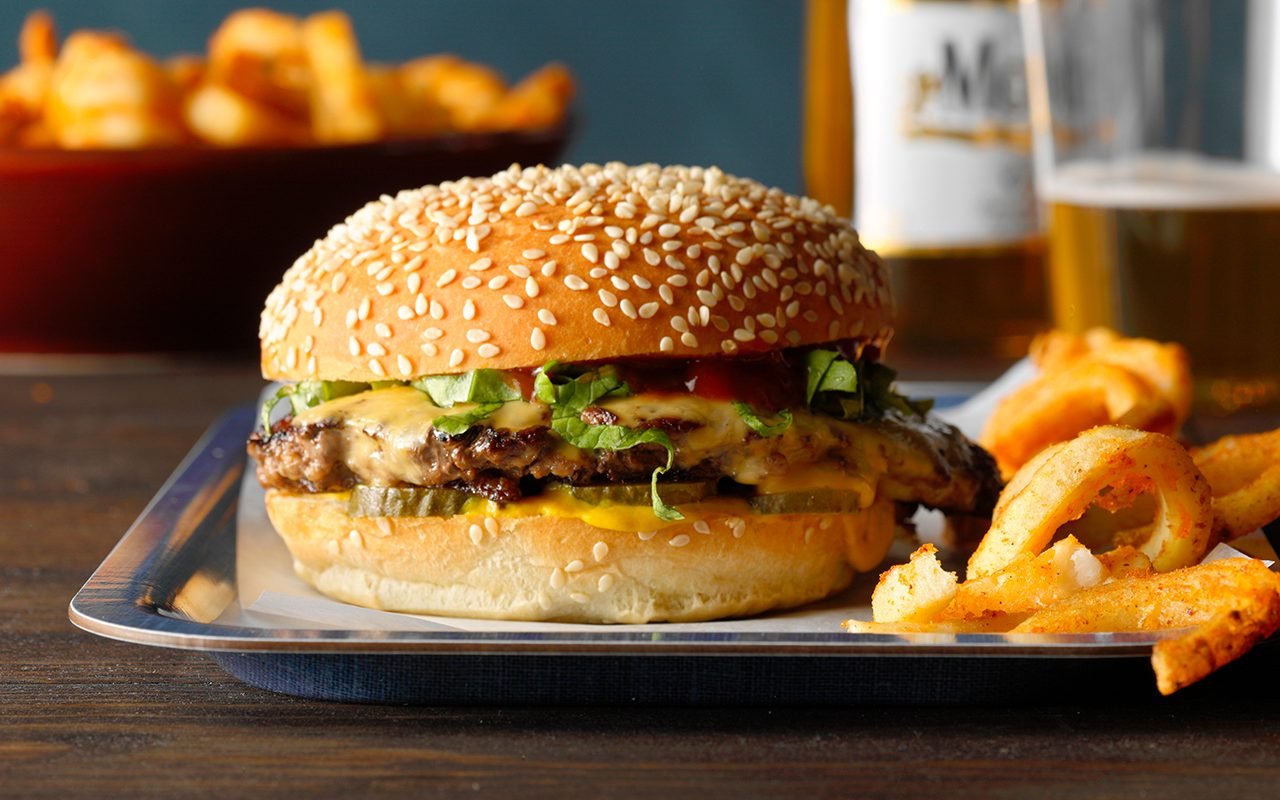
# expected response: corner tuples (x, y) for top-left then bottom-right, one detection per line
(399, 55), (505, 132)
(1012, 557), (1280, 695)
(869, 544), (957, 624)
(183, 82), (309, 146)
(482, 62), (575, 131)
(947, 536), (1103, 619)
(207, 9), (310, 119)
(18, 10), (57, 64)
(1191, 429), (1280, 540)
(45, 31), (185, 148)
(164, 55), (206, 95)
(367, 63), (447, 138)
(300, 11), (382, 144)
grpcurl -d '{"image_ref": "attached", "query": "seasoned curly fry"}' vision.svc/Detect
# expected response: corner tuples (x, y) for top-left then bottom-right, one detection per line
(947, 536), (1103, 619)
(968, 426), (1213, 578)
(1191, 429), (1280, 540)
(18, 10), (57, 64)
(1013, 557), (1280, 695)
(398, 55), (506, 131)
(983, 328), (1191, 478)
(482, 62), (575, 131)
(868, 543), (957, 624)
(299, 11), (382, 143)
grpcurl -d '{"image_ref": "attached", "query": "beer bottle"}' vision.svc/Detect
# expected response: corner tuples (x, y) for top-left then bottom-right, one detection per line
(805, 0), (1047, 362)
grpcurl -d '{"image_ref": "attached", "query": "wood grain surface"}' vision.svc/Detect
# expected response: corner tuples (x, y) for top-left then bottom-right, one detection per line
(3, 361), (1280, 799)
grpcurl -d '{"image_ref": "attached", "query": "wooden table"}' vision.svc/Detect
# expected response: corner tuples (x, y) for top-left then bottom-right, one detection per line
(4, 360), (1280, 798)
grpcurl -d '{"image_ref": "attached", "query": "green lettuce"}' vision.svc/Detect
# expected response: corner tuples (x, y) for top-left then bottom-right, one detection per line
(259, 380), (368, 434)
(731, 401), (793, 437)
(534, 362), (682, 520)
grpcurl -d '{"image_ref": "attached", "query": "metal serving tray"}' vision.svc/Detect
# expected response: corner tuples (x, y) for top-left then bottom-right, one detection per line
(69, 401), (1222, 705)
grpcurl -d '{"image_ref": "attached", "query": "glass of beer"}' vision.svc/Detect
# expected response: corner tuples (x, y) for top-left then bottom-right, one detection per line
(1021, 0), (1280, 415)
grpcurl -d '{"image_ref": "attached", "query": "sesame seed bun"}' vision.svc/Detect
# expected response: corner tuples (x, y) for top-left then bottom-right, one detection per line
(265, 490), (896, 623)
(259, 162), (894, 382)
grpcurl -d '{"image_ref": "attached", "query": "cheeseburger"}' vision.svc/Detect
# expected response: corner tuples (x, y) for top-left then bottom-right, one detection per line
(248, 163), (999, 623)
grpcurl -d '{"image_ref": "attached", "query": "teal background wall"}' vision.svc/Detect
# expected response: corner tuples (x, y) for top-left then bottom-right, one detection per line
(0, 1), (808, 192)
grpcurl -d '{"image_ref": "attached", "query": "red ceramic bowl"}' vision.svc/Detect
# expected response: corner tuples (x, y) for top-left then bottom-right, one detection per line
(0, 124), (570, 353)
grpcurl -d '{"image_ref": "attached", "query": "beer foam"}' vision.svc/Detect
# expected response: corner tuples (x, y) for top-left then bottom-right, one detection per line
(1045, 154), (1280, 208)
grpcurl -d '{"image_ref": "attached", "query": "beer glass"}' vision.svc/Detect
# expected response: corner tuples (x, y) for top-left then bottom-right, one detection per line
(1021, 0), (1280, 414)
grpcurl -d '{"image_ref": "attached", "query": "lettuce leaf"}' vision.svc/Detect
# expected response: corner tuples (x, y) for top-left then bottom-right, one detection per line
(731, 401), (793, 437)
(534, 362), (682, 520)
(412, 369), (522, 408)
(803, 349), (931, 421)
(259, 380), (369, 434)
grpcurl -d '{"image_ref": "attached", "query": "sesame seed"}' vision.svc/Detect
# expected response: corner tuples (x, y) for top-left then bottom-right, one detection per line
(407, 273), (422, 294)
(285, 346), (298, 369)
(592, 541), (609, 562)
(469, 524), (484, 545)
(564, 275), (588, 291)
(484, 516), (499, 534)
(516, 201), (538, 217)
(469, 257), (493, 271)
(421, 342), (438, 356)
(375, 323), (392, 338)
(502, 294), (525, 309)
(430, 300), (445, 319)
(537, 308), (558, 325)
(681, 331), (699, 348)
(331, 273), (347, 292)
(541, 260), (558, 276)
(466, 328), (491, 343)
(598, 289), (618, 307)
(508, 263), (531, 279)
(348, 337), (361, 356)
(667, 274), (689, 287)
(603, 251), (620, 270)
(671, 317), (690, 333)
(477, 343), (500, 358)
(489, 275), (510, 289)
(366, 342), (387, 357)
(659, 336), (675, 352)
(638, 529), (657, 541)
(549, 233), (570, 245)
(549, 567), (566, 589)
(463, 300), (476, 320)
(592, 308), (611, 326)
(530, 327), (547, 350)
(525, 277), (540, 297)
(397, 355), (413, 376)
(597, 574), (615, 592)
(658, 285), (675, 304)
(665, 256), (685, 271)
(423, 327), (443, 340)
(368, 358), (386, 376)
(693, 520), (711, 535)
(569, 592), (590, 604)
(668, 534), (691, 548)
(658, 223), (681, 238)
(619, 299), (638, 319)
(461, 276), (481, 289)
(643, 249), (661, 266)
(437, 269), (457, 287)
(662, 240), (682, 252)
(589, 267), (608, 279)
(565, 559), (585, 573)
(449, 348), (464, 367)
(581, 243), (599, 263)
(522, 249), (546, 260)
(611, 240), (631, 259)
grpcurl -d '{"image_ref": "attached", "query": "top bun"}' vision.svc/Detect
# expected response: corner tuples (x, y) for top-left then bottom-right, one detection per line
(260, 163), (894, 382)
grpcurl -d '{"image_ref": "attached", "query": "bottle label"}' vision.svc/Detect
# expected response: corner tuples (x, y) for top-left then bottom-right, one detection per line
(849, 0), (1037, 253)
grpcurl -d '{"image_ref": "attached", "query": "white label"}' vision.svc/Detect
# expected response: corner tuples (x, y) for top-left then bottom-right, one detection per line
(849, 0), (1038, 252)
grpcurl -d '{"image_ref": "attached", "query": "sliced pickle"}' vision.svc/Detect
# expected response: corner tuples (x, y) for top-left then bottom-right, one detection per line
(561, 481), (716, 506)
(749, 489), (865, 515)
(349, 485), (470, 517)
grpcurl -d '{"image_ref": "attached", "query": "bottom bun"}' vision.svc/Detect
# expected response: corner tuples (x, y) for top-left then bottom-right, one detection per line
(264, 490), (897, 623)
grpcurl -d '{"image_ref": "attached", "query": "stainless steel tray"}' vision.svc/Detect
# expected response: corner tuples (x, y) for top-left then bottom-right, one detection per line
(68, 403), (1213, 705)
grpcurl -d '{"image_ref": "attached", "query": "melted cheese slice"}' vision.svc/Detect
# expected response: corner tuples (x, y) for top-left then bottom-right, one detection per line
(293, 386), (895, 503)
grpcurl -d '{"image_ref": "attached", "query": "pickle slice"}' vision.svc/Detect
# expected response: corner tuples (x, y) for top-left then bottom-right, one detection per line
(749, 489), (865, 515)
(349, 485), (470, 517)
(561, 481), (717, 506)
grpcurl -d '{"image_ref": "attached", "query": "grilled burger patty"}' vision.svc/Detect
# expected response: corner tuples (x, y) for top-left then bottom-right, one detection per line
(248, 386), (1000, 514)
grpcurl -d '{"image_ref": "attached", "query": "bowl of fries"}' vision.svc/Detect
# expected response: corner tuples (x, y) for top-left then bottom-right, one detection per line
(0, 10), (574, 352)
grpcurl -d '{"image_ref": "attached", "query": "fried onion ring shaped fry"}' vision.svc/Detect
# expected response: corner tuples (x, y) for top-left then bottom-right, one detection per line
(967, 426), (1213, 579)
